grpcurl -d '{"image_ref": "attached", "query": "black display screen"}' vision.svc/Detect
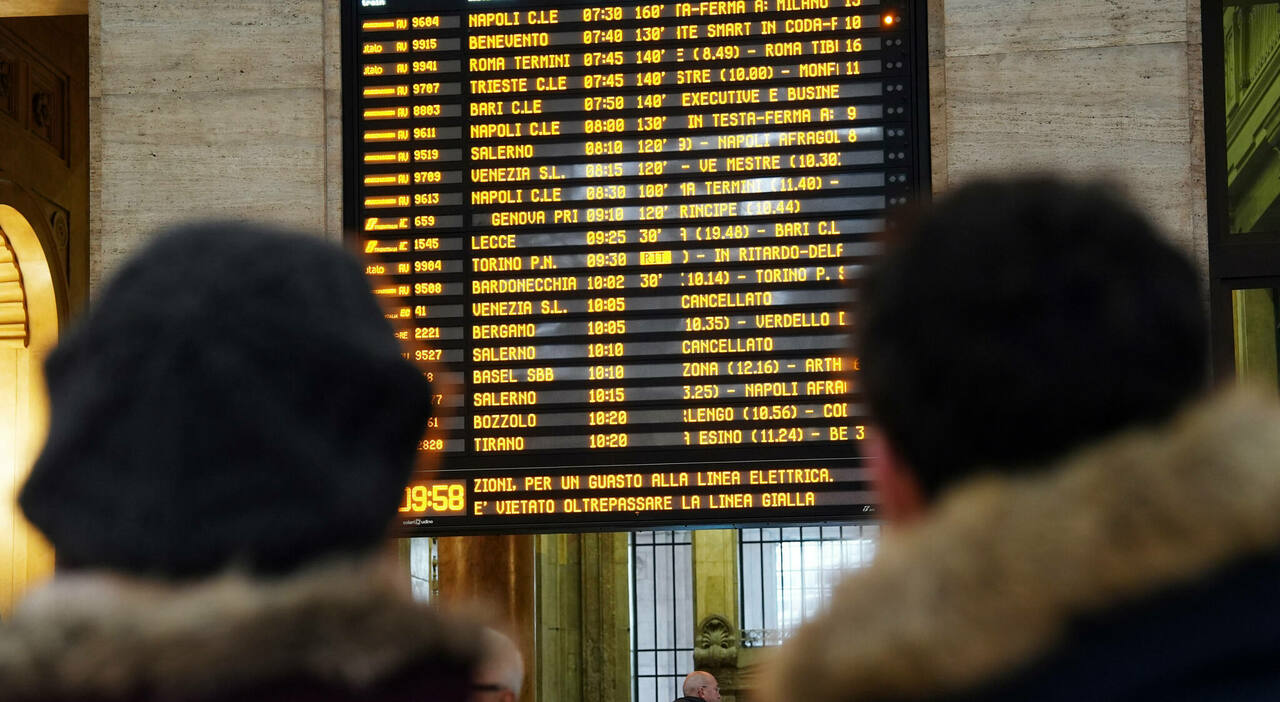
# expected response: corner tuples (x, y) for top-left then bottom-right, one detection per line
(341, 0), (928, 533)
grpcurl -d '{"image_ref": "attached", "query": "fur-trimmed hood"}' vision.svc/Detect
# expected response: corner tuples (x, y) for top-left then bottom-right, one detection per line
(0, 557), (483, 700)
(763, 389), (1280, 701)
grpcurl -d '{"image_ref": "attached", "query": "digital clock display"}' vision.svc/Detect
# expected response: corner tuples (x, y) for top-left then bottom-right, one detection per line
(342, 0), (929, 533)
(399, 479), (468, 515)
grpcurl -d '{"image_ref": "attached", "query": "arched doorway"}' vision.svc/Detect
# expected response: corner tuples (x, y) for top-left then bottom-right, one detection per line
(0, 197), (65, 618)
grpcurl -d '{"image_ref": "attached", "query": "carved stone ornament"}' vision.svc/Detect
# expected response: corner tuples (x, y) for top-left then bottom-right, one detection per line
(31, 91), (51, 128)
(693, 614), (740, 669)
(0, 59), (11, 102)
(50, 209), (68, 265)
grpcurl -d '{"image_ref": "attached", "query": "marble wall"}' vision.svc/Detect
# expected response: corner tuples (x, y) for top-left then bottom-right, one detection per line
(89, 0), (342, 291)
(88, 1), (1208, 288)
(931, 0), (1207, 273)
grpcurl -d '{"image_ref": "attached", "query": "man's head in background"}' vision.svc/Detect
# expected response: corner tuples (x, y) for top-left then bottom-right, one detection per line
(472, 628), (524, 702)
(681, 671), (721, 702)
(858, 176), (1208, 519)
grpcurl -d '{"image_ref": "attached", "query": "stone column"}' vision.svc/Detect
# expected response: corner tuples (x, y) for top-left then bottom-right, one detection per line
(692, 529), (741, 702)
(536, 532), (630, 702)
(437, 535), (537, 702)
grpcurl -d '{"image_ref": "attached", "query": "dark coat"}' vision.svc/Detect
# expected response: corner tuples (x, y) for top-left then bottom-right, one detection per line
(0, 558), (482, 702)
(763, 390), (1280, 702)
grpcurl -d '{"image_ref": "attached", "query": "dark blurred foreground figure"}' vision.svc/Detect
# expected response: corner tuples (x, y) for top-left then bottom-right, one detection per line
(0, 222), (481, 701)
(763, 176), (1280, 701)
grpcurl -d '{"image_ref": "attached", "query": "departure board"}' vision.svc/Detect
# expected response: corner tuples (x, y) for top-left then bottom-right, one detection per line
(341, 0), (929, 534)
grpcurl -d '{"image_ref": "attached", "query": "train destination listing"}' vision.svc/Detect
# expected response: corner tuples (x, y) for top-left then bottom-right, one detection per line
(342, 0), (927, 532)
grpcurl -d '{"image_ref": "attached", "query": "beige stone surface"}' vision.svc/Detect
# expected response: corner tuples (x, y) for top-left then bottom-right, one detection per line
(87, 94), (102, 284)
(928, 0), (947, 193)
(944, 41), (1193, 251)
(1186, 39), (1208, 280)
(325, 87), (343, 242)
(1185, 0), (1208, 284)
(95, 0), (322, 95)
(944, 0), (1186, 57)
(1186, 0), (1202, 46)
(89, 6), (101, 260)
(87, 2), (100, 98)
(323, 0), (343, 241)
(323, 0), (342, 98)
(92, 1), (329, 290)
(93, 88), (326, 283)
(938, 0), (1207, 284)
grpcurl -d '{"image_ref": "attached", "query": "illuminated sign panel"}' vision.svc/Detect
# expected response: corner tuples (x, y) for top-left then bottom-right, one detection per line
(342, 0), (928, 533)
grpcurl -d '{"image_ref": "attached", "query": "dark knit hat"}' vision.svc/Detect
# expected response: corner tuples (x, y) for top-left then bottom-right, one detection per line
(19, 221), (432, 578)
